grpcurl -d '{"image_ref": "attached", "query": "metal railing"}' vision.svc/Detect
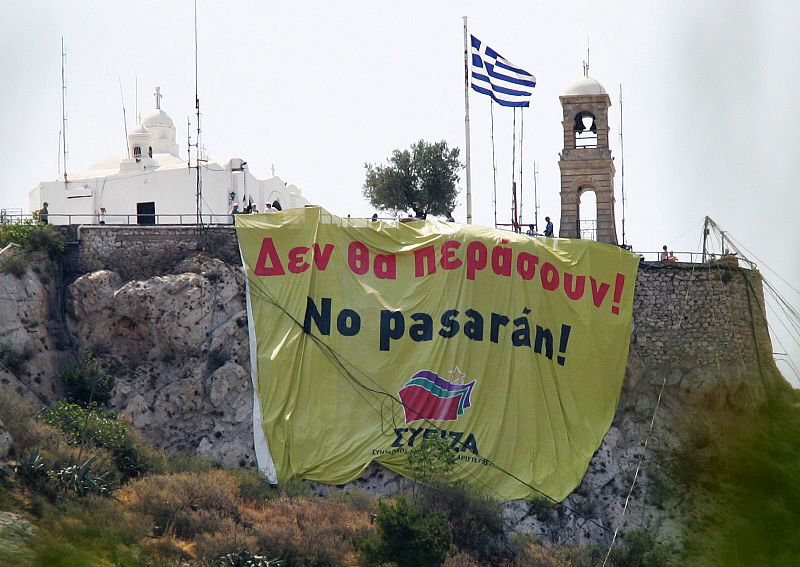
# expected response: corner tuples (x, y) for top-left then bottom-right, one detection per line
(0, 210), (759, 269)
(579, 219), (597, 241)
(636, 250), (755, 269)
(0, 213), (239, 226)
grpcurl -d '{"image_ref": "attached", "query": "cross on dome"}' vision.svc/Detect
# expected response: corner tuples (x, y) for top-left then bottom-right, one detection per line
(154, 86), (162, 110)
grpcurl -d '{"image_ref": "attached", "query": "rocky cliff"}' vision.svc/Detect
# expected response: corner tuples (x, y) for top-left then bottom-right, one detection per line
(0, 240), (791, 554)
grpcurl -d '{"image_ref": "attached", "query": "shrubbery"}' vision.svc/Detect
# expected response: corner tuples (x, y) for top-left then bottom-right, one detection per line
(0, 219), (65, 255)
(359, 496), (454, 567)
(0, 253), (29, 277)
(40, 402), (157, 480)
(418, 482), (509, 562)
(59, 352), (115, 407)
(250, 495), (371, 566)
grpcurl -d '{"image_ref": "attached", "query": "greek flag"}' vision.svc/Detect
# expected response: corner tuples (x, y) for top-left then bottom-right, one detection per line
(471, 35), (536, 107)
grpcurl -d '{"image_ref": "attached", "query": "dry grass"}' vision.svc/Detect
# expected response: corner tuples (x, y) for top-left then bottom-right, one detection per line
(124, 469), (241, 539)
(0, 390), (44, 454)
(249, 496), (372, 567)
(122, 473), (374, 565)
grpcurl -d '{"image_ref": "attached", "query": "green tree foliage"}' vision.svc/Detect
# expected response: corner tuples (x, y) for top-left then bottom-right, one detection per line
(677, 388), (800, 566)
(59, 352), (115, 407)
(40, 402), (150, 480)
(359, 496), (454, 567)
(418, 482), (509, 562)
(407, 435), (456, 488)
(363, 140), (462, 219)
(0, 219), (65, 255)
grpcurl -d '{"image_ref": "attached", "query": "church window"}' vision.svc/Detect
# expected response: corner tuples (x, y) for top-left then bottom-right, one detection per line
(133, 146), (141, 159)
(148, 146), (153, 158)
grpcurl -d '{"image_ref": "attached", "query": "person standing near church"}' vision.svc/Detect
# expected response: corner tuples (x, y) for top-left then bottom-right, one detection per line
(544, 216), (554, 237)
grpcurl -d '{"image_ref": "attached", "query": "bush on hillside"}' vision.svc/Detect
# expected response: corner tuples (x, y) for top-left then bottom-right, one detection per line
(126, 469), (241, 539)
(251, 496), (371, 567)
(40, 402), (157, 480)
(0, 254), (29, 277)
(418, 482), (510, 562)
(0, 220), (65, 255)
(59, 352), (115, 407)
(26, 494), (152, 566)
(359, 496), (454, 567)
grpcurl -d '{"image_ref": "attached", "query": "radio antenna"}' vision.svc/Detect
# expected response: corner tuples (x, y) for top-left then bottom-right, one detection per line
(61, 37), (68, 184)
(190, 0), (205, 236)
(619, 84), (627, 246)
(119, 77), (129, 155)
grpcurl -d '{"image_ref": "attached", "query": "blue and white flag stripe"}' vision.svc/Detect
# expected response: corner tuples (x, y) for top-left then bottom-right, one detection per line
(471, 35), (535, 107)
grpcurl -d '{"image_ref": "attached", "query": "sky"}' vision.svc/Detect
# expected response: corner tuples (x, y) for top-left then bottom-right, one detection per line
(2, 0), (798, 384)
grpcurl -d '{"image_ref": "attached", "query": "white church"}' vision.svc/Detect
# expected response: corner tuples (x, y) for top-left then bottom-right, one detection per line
(28, 87), (309, 225)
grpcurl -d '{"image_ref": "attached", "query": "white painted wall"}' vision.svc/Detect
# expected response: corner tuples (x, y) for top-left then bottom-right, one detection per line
(30, 160), (309, 225)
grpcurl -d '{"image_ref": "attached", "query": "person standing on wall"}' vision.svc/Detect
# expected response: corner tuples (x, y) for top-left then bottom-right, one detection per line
(544, 216), (554, 237)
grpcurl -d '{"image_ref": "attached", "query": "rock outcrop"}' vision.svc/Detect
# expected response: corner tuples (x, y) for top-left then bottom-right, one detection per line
(64, 255), (256, 468)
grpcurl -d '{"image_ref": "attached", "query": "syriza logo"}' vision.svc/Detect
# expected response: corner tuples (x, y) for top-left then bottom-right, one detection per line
(398, 367), (476, 423)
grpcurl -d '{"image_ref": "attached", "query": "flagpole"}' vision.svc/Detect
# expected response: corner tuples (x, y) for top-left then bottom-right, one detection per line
(511, 108), (517, 230)
(462, 16), (473, 224)
(490, 101), (498, 229)
(519, 108), (524, 225)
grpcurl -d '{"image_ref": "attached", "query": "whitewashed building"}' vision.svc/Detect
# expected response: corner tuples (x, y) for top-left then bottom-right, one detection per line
(28, 87), (308, 225)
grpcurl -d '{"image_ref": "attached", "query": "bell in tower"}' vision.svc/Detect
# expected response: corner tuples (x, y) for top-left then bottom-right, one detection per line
(558, 75), (618, 244)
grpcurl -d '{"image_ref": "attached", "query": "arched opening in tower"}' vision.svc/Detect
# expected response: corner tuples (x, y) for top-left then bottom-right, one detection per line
(574, 112), (598, 149)
(578, 188), (597, 240)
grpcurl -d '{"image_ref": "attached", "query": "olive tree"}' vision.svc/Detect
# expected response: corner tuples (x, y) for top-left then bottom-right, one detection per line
(362, 140), (462, 219)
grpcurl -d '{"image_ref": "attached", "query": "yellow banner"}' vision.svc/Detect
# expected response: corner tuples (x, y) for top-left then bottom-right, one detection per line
(236, 208), (639, 501)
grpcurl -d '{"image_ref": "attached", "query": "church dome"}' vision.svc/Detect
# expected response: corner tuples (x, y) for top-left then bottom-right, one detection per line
(142, 109), (175, 129)
(130, 124), (150, 136)
(564, 76), (607, 95)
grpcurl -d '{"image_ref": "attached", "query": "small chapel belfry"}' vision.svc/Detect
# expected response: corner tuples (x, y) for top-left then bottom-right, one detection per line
(558, 75), (618, 244)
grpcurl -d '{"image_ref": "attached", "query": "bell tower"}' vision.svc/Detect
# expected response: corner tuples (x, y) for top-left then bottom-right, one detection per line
(558, 76), (618, 244)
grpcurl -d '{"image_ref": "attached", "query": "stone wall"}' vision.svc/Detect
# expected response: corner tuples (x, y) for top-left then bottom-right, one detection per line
(57, 226), (773, 372)
(632, 261), (772, 370)
(59, 225), (240, 281)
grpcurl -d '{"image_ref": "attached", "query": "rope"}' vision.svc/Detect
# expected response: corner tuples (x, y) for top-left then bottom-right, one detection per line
(601, 371), (668, 566)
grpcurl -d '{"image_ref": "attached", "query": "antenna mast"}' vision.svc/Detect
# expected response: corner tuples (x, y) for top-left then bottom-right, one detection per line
(533, 161), (539, 231)
(119, 78), (129, 155)
(582, 36), (590, 77)
(61, 37), (68, 183)
(135, 75), (139, 124)
(189, 0), (205, 234)
(619, 84), (626, 246)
